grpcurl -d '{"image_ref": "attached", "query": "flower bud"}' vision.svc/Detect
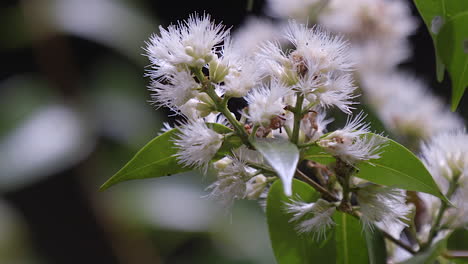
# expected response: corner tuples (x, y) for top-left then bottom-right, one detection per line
(209, 58), (230, 83)
(213, 157), (233, 171)
(246, 175), (268, 199)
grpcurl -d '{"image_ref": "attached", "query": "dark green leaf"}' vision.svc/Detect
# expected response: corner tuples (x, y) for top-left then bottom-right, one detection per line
(266, 179), (335, 264)
(400, 238), (447, 264)
(100, 128), (190, 190)
(303, 133), (447, 202)
(253, 138), (299, 196)
(302, 144), (335, 165)
(436, 12), (468, 110)
(101, 123), (235, 190)
(355, 134), (448, 202)
(365, 228), (387, 264)
(333, 212), (369, 264)
(413, 0), (468, 109)
(448, 228), (468, 250)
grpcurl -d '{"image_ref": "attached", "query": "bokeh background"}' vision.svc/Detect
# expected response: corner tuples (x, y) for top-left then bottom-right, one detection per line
(1, 0), (467, 263)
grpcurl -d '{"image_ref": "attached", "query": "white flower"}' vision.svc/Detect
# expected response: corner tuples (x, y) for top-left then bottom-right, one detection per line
(361, 72), (463, 140)
(173, 120), (224, 170)
(419, 131), (468, 228)
(301, 108), (333, 142)
(267, 0), (329, 20)
(245, 80), (291, 127)
(257, 22), (357, 114)
(245, 175), (269, 199)
(232, 17), (282, 56)
(206, 146), (263, 207)
(213, 38), (261, 97)
(421, 131), (468, 184)
(319, 0), (416, 43)
(149, 70), (200, 113)
(356, 184), (410, 231)
(317, 112), (388, 164)
(158, 122), (175, 135)
(350, 40), (411, 74)
(317, 0), (417, 73)
(145, 13), (229, 69)
(285, 198), (336, 239)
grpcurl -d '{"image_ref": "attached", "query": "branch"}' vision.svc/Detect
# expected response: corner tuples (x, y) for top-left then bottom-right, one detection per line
(295, 169), (339, 202)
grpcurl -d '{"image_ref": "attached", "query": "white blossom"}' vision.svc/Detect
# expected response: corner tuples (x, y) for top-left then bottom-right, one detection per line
(285, 198), (336, 239)
(206, 146), (263, 207)
(421, 131), (468, 184)
(420, 131), (468, 228)
(232, 17), (282, 56)
(318, 112), (388, 164)
(145, 13), (229, 69)
(213, 39), (261, 97)
(301, 108), (333, 142)
(356, 184), (410, 230)
(317, 0), (416, 72)
(149, 70), (200, 113)
(257, 22), (357, 114)
(361, 72), (463, 140)
(245, 80), (291, 127)
(173, 120), (224, 170)
(319, 0), (416, 43)
(267, 0), (329, 20)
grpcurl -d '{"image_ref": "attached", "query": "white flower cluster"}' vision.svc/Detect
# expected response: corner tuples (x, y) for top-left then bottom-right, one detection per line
(362, 72), (463, 142)
(145, 13), (409, 240)
(245, 0), (461, 147)
(419, 131), (468, 230)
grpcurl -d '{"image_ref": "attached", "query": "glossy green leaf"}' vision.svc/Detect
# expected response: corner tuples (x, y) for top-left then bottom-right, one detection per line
(303, 133), (447, 202)
(413, 0), (446, 81)
(302, 144), (335, 165)
(413, 0), (468, 109)
(355, 134), (447, 202)
(100, 128), (190, 190)
(253, 138), (299, 196)
(400, 238), (447, 264)
(436, 12), (468, 110)
(333, 212), (369, 264)
(101, 123), (235, 190)
(365, 228), (387, 264)
(266, 179), (335, 264)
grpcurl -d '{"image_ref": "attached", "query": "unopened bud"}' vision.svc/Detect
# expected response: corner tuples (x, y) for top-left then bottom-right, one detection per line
(246, 175), (268, 199)
(213, 157), (233, 171)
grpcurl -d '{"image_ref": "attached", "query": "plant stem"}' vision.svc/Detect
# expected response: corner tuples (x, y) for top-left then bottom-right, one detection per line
(422, 175), (459, 250)
(291, 93), (304, 145)
(381, 230), (417, 255)
(295, 169), (339, 202)
(192, 68), (251, 146)
(443, 250), (468, 259)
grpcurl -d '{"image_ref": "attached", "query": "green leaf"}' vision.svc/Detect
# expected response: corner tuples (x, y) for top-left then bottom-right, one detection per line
(365, 228), (387, 264)
(400, 238), (447, 264)
(333, 212), (369, 264)
(100, 123), (236, 190)
(302, 144), (335, 165)
(266, 179), (336, 264)
(436, 12), (468, 110)
(100, 128), (190, 190)
(303, 133), (447, 202)
(413, 0), (468, 109)
(448, 228), (468, 250)
(355, 134), (448, 202)
(253, 138), (299, 196)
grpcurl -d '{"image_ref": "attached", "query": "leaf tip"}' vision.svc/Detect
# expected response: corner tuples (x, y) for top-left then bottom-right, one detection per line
(99, 176), (117, 191)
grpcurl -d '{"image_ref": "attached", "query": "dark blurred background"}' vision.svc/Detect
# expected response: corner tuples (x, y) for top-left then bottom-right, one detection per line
(0, 0), (466, 263)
